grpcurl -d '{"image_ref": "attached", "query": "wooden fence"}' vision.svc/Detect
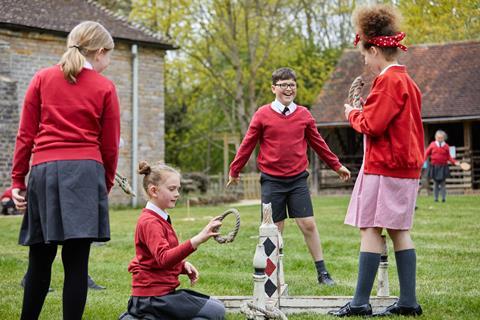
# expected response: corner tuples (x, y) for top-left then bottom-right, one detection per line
(208, 172), (261, 200)
(207, 147), (477, 200)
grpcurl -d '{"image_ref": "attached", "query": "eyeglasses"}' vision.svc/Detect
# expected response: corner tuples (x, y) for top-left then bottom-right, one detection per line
(274, 83), (297, 90)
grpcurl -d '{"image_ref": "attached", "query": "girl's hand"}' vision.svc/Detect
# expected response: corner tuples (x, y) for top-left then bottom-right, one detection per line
(184, 261), (199, 286)
(190, 217), (222, 249)
(336, 166), (351, 181)
(344, 103), (356, 120)
(11, 188), (27, 212)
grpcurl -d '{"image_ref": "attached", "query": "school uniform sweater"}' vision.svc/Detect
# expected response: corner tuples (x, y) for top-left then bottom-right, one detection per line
(128, 209), (196, 297)
(229, 105), (341, 178)
(11, 65), (120, 192)
(348, 66), (424, 179)
(425, 141), (455, 165)
(1, 187), (12, 200)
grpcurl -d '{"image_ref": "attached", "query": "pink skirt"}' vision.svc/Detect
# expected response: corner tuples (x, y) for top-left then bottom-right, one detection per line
(345, 167), (419, 230)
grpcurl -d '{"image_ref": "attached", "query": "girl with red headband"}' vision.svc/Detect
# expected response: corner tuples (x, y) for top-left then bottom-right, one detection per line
(329, 4), (424, 317)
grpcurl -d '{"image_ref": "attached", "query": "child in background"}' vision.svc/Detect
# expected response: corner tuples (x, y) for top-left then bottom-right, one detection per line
(228, 67), (351, 286)
(11, 21), (120, 319)
(120, 161), (225, 320)
(425, 130), (459, 202)
(1, 187), (17, 215)
(329, 4), (424, 317)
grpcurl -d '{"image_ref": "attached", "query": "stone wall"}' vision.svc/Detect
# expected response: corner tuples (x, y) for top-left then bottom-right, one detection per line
(0, 29), (166, 205)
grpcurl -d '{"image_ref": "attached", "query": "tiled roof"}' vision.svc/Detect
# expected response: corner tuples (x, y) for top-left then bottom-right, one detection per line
(311, 41), (480, 126)
(0, 0), (176, 49)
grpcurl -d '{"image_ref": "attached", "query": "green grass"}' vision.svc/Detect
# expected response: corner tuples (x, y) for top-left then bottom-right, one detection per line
(1, 195), (479, 319)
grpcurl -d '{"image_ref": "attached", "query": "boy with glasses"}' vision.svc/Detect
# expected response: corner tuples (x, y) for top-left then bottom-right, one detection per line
(227, 67), (350, 286)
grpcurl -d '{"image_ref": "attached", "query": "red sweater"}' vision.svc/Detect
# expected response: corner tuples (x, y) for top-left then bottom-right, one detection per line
(11, 66), (120, 192)
(425, 142), (455, 165)
(128, 209), (196, 297)
(348, 66), (424, 179)
(229, 105), (341, 178)
(1, 187), (12, 200)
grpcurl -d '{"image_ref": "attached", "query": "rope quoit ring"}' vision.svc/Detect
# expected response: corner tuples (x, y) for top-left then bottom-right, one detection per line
(348, 75), (365, 109)
(213, 208), (240, 244)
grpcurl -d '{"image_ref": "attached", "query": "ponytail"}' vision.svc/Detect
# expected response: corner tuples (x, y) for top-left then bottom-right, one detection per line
(59, 46), (86, 83)
(58, 21), (114, 83)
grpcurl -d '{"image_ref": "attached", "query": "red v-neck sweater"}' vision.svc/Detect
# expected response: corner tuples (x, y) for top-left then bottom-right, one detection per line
(229, 105), (341, 178)
(425, 142), (455, 165)
(128, 209), (196, 296)
(11, 65), (120, 192)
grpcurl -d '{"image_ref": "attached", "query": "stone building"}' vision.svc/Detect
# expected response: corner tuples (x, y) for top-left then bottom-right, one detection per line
(0, 0), (176, 205)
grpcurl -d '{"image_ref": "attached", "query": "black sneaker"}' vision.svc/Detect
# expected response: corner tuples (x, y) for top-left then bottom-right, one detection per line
(88, 275), (106, 290)
(318, 271), (335, 286)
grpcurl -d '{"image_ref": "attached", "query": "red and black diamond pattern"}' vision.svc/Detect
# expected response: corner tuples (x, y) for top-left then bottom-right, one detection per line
(263, 237), (278, 297)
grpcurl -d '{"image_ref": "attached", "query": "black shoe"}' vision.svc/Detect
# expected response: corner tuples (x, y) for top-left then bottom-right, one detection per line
(374, 302), (422, 317)
(88, 275), (106, 290)
(318, 271), (335, 286)
(442, 199), (445, 203)
(328, 302), (372, 317)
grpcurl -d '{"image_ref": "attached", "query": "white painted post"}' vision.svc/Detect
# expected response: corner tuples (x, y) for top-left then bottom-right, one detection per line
(377, 235), (390, 297)
(252, 244), (268, 320)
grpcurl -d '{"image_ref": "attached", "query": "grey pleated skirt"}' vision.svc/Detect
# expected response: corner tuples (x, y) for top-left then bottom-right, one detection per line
(19, 160), (110, 246)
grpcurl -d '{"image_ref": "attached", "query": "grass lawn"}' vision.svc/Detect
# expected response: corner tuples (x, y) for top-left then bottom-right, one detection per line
(1, 195), (479, 319)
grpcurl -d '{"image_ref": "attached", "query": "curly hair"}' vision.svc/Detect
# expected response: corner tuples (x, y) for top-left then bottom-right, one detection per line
(352, 4), (403, 60)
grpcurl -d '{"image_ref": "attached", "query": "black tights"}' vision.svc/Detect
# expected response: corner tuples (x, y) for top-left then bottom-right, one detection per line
(20, 240), (91, 320)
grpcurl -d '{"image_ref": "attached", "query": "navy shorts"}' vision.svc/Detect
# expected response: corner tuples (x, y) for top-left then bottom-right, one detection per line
(260, 171), (314, 223)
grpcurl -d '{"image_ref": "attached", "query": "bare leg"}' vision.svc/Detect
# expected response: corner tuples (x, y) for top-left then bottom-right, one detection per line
(386, 229), (414, 251)
(295, 217), (323, 261)
(274, 220), (285, 234)
(360, 227), (384, 253)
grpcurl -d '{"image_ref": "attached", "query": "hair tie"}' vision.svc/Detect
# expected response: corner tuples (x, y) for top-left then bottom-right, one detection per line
(69, 45), (81, 50)
(353, 32), (408, 51)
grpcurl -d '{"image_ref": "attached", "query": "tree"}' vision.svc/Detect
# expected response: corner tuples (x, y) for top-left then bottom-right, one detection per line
(395, 0), (480, 44)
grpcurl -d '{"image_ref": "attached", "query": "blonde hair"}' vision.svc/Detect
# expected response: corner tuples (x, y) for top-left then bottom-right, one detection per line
(59, 21), (114, 83)
(138, 160), (181, 198)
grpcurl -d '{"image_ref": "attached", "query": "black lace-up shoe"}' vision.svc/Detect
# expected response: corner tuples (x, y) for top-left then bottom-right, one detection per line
(328, 302), (372, 317)
(374, 302), (422, 317)
(318, 271), (335, 286)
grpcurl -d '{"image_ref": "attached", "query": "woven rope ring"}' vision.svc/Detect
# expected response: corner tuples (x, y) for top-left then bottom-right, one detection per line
(213, 208), (240, 244)
(348, 75), (365, 109)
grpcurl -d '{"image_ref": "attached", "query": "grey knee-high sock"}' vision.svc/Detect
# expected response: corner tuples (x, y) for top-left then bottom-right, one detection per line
(395, 249), (418, 307)
(351, 252), (381, 306)
(434, 181), (440, 201)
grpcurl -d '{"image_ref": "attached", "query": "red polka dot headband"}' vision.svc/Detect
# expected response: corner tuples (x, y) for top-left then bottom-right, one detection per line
(354, 32), (408, 51)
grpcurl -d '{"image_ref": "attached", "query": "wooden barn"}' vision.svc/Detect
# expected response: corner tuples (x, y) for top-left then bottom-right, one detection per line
(310, 41), (480, 194)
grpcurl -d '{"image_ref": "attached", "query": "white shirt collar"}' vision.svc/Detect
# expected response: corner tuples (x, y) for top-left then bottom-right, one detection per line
(435, 141), (445, 147)
(84, 60), (94, 70)
(146, 201), (170, 222)
(380, 63), (403, 75)
(271, 99), (297, 115)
